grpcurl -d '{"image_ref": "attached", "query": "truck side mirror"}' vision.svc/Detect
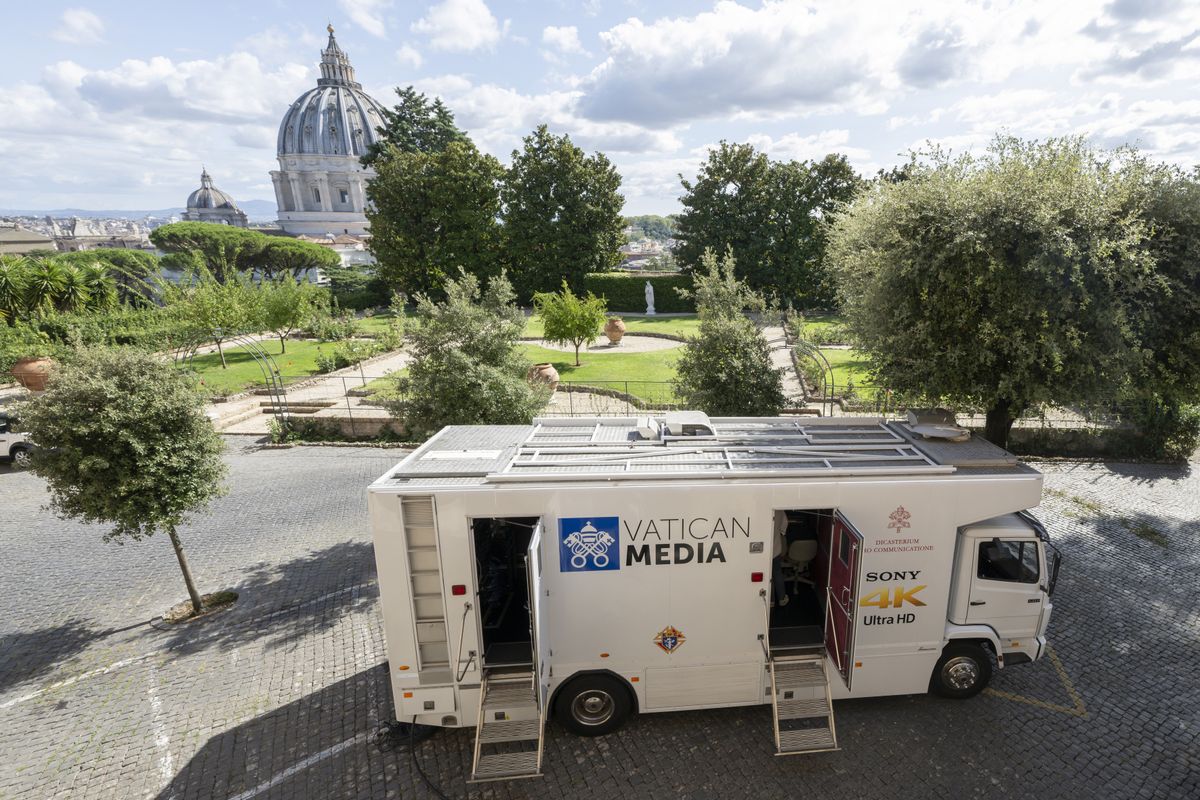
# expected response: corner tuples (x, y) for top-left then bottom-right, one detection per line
(1046, 547), (1063, 597)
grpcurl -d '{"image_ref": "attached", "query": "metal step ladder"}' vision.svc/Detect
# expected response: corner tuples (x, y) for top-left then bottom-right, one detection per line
(402, 497), (449, 672)
(768, 653), (838, 755)
(469, 668), (545, 782)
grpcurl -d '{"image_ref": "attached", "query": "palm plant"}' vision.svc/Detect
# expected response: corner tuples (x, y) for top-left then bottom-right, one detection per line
(56, 265), (92, 313)
(80, 263), (117, 311)
(0, 255), (29, 324)
(24, 259), (67, 316)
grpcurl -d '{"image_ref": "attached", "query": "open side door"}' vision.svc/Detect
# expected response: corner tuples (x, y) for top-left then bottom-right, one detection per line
(824, 513), (863, 690)
(526, 521), (550, 710)
(469, 521), (546, 782)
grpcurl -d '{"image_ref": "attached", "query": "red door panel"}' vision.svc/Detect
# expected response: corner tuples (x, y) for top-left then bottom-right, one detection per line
(824, 513), (862, 689)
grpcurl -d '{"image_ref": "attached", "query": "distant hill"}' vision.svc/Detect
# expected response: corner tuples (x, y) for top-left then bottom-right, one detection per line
(0, 199), (279, 222)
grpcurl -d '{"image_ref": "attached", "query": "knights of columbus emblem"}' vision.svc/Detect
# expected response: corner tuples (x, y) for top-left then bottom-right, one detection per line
(888, 506), (912, 531)
(653, 625), (686, 654)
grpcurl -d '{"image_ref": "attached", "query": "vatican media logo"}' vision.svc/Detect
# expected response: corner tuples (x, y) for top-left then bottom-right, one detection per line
(559, 517), (620, 573)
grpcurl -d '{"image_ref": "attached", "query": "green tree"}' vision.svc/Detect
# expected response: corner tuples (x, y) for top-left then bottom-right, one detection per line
(262, 276), (326, 353)
(676, 143), (862, 307)
(674, 248), (786, 415)
(501, 125), (625, 299)
(257, 238), (341, 280)
(54, 249), (159, 305)
(828, 136), (1153, 447)
(150, 222), (267, 283)
(384, 270), (548, 438)
(624, 214), (677, 241)
(16, 348), (227, 615)
(533, 281), (608, 366)
(166, 274), (264, 368)
(367, 139), (503, 296)
(361, 86), (467, 166)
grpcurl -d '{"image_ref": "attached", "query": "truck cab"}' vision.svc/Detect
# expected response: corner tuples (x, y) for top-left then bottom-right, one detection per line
(0, 413), (33, 468)
(946, 512), (1062, 672)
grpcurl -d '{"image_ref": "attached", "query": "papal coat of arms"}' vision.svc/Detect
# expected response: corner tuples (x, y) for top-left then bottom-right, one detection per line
(888, 506), (911, 531)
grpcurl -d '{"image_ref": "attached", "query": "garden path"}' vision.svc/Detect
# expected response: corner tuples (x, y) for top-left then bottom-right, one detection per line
(531, 334), (682, 354)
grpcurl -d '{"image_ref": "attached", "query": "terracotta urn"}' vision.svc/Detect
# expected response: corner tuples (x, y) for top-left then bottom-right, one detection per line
(604, 317), (626, 346)
(10, 357), (54, 392)
(527, 363), (560, 393)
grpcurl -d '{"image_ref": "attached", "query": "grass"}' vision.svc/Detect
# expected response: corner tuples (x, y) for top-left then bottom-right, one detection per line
(518, 343), (681, 402)
(522, 313), (700, 340)
(188, 339), (333, 395)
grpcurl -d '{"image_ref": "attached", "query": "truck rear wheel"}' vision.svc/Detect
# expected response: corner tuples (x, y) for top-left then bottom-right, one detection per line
(930, 643), (992, 699)
(554, 674), (633, 737)
(10, 445), (31, 470)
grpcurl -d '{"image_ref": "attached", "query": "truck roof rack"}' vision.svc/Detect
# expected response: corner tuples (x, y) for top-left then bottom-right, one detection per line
(380, 416), (1026, 485)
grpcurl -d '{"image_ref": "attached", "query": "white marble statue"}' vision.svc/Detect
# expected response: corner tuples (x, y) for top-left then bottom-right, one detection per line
(645, 281), (656, 315)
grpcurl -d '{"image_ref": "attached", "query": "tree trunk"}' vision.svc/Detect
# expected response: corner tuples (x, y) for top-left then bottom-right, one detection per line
(984, 398), (1016, 449)
(216, 339), (227, 369)
(279, 334), (287, 354)
(167, 526), (204, 616)
(574, 342), (582, 367)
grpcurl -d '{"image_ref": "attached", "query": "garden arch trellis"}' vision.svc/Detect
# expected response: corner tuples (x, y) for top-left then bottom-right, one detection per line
(175, 331), (291, 427)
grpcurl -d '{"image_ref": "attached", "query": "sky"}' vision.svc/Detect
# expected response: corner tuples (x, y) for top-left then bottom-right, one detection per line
(3, 0), (1200, 215)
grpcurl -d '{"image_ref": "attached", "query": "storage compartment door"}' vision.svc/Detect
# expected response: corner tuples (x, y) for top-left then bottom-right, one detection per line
(526, 521), (550, 708)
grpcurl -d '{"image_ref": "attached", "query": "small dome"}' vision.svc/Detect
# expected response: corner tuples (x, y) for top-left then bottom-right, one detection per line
(187, 169), (239, 210)
(277, 27), (388, 158)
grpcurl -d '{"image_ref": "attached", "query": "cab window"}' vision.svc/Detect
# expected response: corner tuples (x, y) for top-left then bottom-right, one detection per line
(977, 540), (1039, 583)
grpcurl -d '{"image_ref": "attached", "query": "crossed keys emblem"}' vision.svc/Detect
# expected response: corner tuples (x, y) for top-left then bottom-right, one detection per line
(562, 521), (615, 569)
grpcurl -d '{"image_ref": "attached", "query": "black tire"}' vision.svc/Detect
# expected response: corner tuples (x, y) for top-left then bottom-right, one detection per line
(553, 674), (633, 737)
(930, 643), (992, 699)
(10, 445), (32, 470)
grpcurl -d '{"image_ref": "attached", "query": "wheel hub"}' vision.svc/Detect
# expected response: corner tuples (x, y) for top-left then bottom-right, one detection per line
(943, 656), (980, 690)
(572, 690), (615, 726)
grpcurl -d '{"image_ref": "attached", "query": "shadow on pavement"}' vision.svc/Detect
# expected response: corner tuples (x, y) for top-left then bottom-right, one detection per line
(152, 663), (471, 800)
(0, 619), (101, 692)
(157, 540), (379, 658)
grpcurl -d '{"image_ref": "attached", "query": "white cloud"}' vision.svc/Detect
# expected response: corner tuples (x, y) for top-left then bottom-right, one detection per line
(543, 25), (586, 55)
(338, 0), (392, 39)
(413, 0), (505, 52)
(52, 8), (105, 45)
(396, 43), (423, 69)
(745, 130), (875, 169)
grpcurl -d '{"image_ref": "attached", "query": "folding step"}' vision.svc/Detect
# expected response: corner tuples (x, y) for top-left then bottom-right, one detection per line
(768, 655), (838, 756)
(778, 727), (836, 752)
(478, 718), (542, 744)
(776, 697), (829, 720)
(471, 668), (544, 783)
(471, 751), (540, 781)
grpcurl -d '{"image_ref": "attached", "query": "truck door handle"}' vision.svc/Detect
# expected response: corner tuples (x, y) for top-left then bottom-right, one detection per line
(969, 600), (986, 606)
(1027, 598), (1040, 603)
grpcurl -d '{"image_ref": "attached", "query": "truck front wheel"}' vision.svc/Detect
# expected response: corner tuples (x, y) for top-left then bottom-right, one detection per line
(553, 674), (633, 737)
(930, 643), (992, 699)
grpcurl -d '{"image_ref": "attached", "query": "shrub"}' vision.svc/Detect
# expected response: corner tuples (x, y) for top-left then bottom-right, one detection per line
(582, 272), (694, 313)
(1127, 399), (1200, 461)
(308, 312), (359, 342)
(673, 249), (786, 415)
(384, 270), (547, 438)
(315, 340), (381, 373)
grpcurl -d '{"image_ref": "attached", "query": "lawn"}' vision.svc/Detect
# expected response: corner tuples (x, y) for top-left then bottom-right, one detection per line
(803, 348), (881, 399)
(522, 314), (700, 340)
(517, 343), (681, 403)
(188, 339), (332, 395)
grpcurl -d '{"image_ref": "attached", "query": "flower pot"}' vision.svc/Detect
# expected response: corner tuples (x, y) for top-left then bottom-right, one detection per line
(527, 363), (560, 393)
(604, 317), (626, 345)
(10, 357), (54, 392)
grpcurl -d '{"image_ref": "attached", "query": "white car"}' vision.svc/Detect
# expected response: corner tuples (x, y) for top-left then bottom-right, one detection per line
(0, 413), (33, 468)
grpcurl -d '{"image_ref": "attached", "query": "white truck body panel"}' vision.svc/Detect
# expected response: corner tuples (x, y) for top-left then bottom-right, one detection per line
(368, 416), (1047, 728)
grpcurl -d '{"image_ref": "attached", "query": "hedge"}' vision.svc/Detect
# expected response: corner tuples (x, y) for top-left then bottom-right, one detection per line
(582, 272), (694, 313)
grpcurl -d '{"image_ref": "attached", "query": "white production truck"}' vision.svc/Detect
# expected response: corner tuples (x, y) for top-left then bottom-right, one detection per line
(369, 412), (1062, 782)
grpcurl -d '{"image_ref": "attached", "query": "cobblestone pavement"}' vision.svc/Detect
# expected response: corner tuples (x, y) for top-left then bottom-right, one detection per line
(1, 441), (1197, 799)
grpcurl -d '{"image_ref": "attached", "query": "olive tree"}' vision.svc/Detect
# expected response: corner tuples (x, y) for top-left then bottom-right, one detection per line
(17, 348), (227, 615)
(674, 248), (786, 415)
(533, 282), (607, 366)
(262, 276), (326, 353)
(828, 136), (1153, 447)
